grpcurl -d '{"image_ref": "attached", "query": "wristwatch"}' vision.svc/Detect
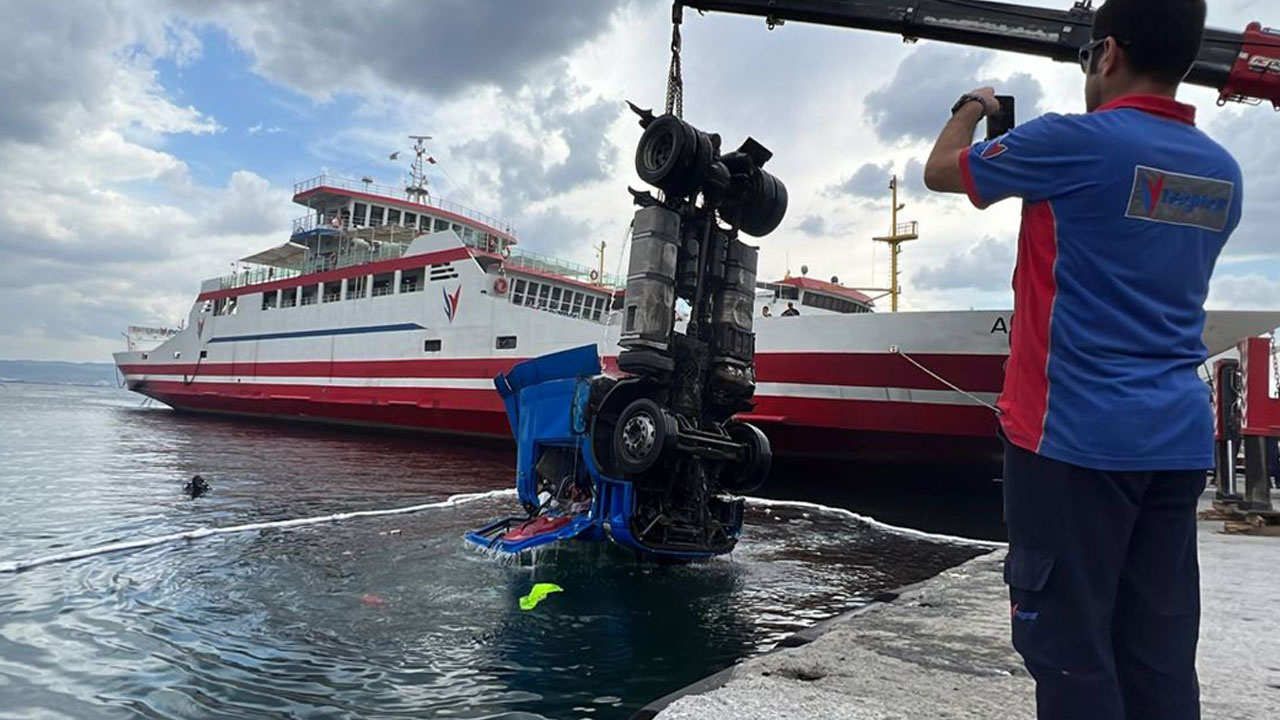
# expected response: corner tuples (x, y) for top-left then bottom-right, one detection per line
(952, 93), (992, 116)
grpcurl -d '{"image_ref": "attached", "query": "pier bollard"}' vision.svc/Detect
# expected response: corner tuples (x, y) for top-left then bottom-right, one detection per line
(1241, 435), (1276, 514)
(1213, 359), (1243, 505)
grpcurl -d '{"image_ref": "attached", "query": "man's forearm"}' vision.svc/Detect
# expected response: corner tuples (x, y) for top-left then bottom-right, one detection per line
(924, 102), (985, 194)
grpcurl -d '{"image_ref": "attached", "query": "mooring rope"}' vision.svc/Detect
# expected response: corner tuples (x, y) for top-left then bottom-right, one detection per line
(0, 489), (516, 575)
(892, 346), (1001, 414)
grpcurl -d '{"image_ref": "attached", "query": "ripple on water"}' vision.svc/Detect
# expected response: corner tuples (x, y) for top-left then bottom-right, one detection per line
(0, 384), (987, 719)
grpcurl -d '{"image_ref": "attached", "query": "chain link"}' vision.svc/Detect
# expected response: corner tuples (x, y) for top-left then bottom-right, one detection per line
(665, 10), (683, 117)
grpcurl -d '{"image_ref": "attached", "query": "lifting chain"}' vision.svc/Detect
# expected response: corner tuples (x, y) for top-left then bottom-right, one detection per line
(665, 3), (684, 118)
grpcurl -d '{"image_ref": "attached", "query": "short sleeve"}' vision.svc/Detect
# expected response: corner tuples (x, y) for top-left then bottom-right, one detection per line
(959, 113), (1096, 209)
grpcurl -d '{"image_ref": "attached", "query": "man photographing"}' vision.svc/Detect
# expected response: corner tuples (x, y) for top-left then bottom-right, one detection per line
(923, 1), (1241, 719)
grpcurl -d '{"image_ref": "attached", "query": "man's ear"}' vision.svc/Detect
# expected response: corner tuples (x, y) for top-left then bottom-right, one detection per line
(1100, 37), (1123, 77)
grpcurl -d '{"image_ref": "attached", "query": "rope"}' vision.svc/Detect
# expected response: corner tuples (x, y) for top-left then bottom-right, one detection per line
(892, 347), (1001, 414)
(0, 489), (515, 574)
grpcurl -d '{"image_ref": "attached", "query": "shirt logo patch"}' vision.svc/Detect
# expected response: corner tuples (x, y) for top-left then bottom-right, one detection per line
(1126, 165), (1234, 232)
(982, 141), (1008, 159)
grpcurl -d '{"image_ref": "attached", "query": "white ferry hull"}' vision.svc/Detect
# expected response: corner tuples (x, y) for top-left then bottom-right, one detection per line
(115, 233), (1280, 472)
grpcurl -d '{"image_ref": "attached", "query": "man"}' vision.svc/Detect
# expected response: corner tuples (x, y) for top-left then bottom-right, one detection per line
(922, 1), (1240, 719)
(781, 302), (800, 317)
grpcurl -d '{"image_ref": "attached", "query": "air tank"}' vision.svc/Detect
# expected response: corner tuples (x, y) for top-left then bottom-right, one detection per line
(619, 206), (681, 352)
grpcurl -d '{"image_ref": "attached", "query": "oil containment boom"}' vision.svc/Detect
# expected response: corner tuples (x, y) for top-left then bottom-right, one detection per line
(678, 0), (1280, 109)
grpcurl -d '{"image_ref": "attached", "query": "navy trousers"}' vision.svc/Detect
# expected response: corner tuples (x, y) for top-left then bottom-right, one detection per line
(1002, 440), (1204, 720)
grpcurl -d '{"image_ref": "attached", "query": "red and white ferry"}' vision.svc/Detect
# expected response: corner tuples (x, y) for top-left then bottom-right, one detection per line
(114, 141), (1280, 470)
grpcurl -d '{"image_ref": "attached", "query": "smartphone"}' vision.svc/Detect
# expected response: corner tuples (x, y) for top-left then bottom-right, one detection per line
(986, 96), (1016, 140)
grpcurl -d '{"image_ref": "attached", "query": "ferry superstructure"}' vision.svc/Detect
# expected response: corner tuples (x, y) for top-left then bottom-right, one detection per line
(114, 142), (1280, 471)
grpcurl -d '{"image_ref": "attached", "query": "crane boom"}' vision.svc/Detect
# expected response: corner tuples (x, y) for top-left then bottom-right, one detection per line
(679, 0), (1280, 108)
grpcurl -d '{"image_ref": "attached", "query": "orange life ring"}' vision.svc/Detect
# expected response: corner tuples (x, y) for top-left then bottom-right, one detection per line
(494, 276), (510, 294)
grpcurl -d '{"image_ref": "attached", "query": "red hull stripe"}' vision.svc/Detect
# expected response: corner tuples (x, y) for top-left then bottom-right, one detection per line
(197, 246), (472, 302)
(137, 381), (998, 440)
(998, 200), (1059, 453)
(122, 352), (1006, 393)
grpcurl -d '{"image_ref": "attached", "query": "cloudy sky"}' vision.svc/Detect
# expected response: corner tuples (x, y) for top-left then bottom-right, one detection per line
(2, 0), (1276, 362)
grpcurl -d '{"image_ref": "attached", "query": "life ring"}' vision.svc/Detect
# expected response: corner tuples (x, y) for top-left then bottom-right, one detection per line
(494, 276), (510, 294)
(589, 269), (600, 282)
(500, 245), (512, 259)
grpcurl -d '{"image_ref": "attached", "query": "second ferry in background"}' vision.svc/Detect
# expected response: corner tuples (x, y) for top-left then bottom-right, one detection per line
(115, 139), (1280, 473)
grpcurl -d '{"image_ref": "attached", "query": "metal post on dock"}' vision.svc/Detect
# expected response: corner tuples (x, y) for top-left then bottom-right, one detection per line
(1226, 338), (1280, 532)
(1213, 359), (1243, 505)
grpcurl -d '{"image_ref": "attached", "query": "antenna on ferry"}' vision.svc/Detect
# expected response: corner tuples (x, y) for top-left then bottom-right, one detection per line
(406, 134), (433, 202)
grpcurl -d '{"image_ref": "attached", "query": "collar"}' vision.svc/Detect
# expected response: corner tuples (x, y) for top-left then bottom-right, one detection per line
(1095, 94), (1197, 126)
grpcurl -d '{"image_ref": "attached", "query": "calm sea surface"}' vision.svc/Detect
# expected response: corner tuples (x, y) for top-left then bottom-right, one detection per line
(0, 383), (985, 719)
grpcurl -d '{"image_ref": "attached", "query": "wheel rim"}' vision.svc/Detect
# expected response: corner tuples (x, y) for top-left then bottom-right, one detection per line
(620, 411), (658, 464)
(642, 130), (675, 174)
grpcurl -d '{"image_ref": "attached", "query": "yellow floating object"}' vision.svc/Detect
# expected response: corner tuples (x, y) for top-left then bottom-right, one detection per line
(519, 583), (564, 610)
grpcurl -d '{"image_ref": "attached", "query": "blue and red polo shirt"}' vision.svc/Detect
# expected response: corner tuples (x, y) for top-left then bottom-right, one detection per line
(959, 95), (1243, 471)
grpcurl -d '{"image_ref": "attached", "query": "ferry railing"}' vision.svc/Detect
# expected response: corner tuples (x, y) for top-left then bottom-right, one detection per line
(293, 174), (516, 235)
(503, 246), (623, 289)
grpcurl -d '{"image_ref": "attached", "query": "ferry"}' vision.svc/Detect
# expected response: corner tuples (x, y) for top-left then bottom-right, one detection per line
(114, 140), (1280, 472)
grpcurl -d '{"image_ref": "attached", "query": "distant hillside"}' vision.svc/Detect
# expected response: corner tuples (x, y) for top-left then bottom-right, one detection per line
(0, 360), (118, 387)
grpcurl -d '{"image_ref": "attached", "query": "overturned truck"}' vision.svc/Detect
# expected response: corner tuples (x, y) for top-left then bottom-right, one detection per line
(466, 106), (786, 559)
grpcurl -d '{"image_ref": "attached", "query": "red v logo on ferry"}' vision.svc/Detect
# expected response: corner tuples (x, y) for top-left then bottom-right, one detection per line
(443, 285), (462, 323)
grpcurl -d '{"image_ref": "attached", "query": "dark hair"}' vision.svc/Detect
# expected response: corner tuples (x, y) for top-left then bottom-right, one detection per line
(1093, 0), (1207, 85)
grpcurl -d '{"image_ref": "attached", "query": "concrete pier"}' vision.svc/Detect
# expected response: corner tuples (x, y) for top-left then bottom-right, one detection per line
(650, 491), (1280, 720)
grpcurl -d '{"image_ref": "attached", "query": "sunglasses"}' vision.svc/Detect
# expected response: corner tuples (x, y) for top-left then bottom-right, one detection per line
(1078, 36), (1132, 74)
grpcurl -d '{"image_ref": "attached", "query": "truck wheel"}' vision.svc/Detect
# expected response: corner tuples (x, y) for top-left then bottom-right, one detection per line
(613, 398), (674, 475)
(720, 421), (771, 494)
(635, 115), (710, 197)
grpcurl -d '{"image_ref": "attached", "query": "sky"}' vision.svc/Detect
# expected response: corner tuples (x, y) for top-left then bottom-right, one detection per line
(2, 0), (1277, 362)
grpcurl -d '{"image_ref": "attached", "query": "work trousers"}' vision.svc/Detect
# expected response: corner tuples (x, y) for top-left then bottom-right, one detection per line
(1002, 440), (1204, 720)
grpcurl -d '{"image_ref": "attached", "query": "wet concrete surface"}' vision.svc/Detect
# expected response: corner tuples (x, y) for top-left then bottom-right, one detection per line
(653, 490), (1280, 720)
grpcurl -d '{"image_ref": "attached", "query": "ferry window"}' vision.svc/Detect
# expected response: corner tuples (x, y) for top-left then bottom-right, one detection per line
(423, 339), (442, 352)
(591, 297), (604, 321)
(261, 290), (278, 311)
(281, 287), (298, 308)
(512, 278), (526, 305)
(372, 272), (394, 297)
(571, 292), (584, 317)
(400, 268), (424, 293)
(353, 203), (368, 227)
(524, 281), (539, 307)
(226, 297), (238, 316)
(346, 275), (368, 300)
(369, 205), (385, 227)
(323, 281), (342, 303)
(387, 208), (401, 226)
(201, 300), (212, 313)
(549, 286), (562, 312)
(300, 284), (319, 306)
(199, 350), (208, 359)
(213, 298), (225, 315)
(451, 223), (463, 236)
(462, 227), (475, 246)
(404, 212), (416, 228)
(496, 335), (517, 350)
(433, 218), (449, 233)
(418, 215), (431, 231)
(537, 284), (550, 309)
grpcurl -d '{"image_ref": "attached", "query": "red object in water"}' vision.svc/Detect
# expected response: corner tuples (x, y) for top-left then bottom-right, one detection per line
(503, 515), (575, 543)
(360, 593), (387, 607)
